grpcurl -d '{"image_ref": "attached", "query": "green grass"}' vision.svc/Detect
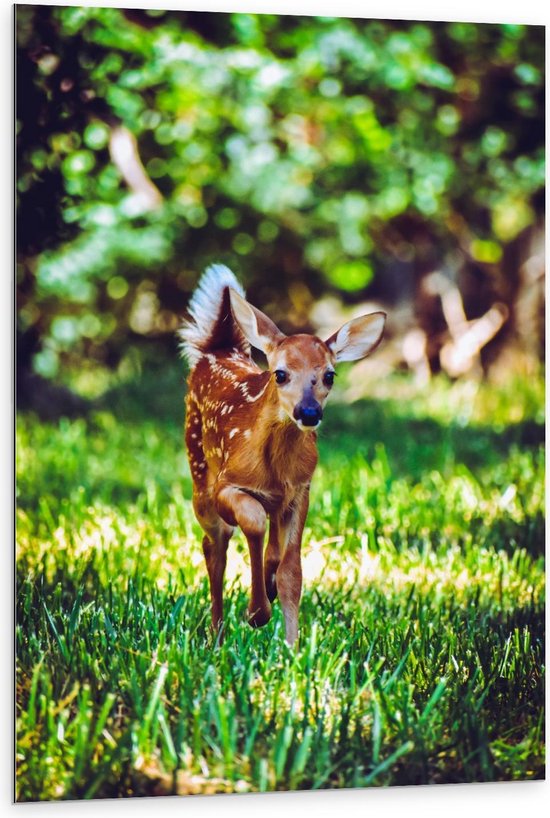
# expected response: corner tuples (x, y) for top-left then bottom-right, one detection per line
(16, 369), (545, 800)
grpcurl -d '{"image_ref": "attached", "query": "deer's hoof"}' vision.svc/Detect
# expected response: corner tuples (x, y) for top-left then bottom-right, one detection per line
(248, 602), (272, 628)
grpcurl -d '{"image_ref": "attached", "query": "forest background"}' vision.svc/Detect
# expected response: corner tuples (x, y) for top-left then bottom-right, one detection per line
(16, 4), (544, 399)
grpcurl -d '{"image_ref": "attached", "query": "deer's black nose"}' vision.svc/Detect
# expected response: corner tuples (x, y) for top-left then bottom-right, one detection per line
(294, 401), (323, 427)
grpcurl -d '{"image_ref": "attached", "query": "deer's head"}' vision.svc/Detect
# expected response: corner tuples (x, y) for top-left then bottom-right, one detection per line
(230, 289), (386, 431)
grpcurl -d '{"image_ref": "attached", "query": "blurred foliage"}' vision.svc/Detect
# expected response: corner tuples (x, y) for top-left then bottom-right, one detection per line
(16, 6), (544, 392)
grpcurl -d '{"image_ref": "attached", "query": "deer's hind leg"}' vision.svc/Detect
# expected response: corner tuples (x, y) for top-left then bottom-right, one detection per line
(193, 490), (233, 634)
(186, 395), (233, 633)
(264, 516), (282, 603)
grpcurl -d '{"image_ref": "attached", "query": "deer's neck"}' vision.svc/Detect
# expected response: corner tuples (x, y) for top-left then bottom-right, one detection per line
(253, 380), (318, 485)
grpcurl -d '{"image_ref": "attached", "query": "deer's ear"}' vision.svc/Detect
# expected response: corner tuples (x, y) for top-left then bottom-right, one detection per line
(326, 312), (386, 362)
(229, 288), (286, 354)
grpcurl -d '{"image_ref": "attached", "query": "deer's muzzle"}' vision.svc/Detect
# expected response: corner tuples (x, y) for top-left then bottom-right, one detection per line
(293, 398), (323, 427)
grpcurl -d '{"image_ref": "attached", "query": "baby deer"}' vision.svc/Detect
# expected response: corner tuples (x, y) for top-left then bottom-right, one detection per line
(180, 265), (385, 645)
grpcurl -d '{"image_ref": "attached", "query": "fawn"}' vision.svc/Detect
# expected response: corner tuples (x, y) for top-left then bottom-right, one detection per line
(180, 265), (386, 645)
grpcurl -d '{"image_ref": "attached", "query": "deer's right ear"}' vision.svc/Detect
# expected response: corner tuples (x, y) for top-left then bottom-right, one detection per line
(229, 288), (286, 354)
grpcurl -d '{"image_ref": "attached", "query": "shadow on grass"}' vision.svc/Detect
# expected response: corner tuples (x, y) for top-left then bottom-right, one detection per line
(17, 364), (543, 522)
(318, 399), (544, 480)
(98, 364), (544, 482)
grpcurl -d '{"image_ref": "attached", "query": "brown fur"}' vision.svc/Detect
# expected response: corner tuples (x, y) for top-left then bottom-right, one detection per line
(185, 350), (317, 641)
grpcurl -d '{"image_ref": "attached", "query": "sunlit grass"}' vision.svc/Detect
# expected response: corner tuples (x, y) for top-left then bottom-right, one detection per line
(16, 371), (545, 800)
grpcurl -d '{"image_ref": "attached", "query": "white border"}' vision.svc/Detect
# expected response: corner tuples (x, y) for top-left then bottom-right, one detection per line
(7, 0), (547, 25)
(5, 0), (547, 815)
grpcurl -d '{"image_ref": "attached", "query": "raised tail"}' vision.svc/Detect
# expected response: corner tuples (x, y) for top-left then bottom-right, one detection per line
(178, 264), (251, 367)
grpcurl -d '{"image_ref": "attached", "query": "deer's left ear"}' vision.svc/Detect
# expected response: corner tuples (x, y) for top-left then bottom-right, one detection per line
(325, 312), (386, 362)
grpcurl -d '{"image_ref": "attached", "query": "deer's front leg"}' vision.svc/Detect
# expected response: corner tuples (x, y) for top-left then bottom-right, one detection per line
(215, 485), (272, 628)
(277, 486), (310, 646)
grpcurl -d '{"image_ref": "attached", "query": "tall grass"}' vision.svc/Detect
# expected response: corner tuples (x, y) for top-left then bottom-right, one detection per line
(16, 371), (545, 800)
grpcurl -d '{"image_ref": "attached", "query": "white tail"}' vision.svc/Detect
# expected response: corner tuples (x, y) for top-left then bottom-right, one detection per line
(178, 264), (249, 366)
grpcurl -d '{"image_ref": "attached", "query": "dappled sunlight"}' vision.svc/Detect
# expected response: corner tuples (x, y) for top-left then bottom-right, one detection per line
(339, 371), (545, 430)
(300, 534), (542, 610)
(17, 499), (543, 616)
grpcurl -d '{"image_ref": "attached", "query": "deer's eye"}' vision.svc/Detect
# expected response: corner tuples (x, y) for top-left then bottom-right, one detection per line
(274, 369), (288, 385)
(323, 371), (335, 387)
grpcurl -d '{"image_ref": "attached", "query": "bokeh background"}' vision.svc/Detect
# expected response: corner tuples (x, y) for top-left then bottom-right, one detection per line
(17, 5), (545, 409)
